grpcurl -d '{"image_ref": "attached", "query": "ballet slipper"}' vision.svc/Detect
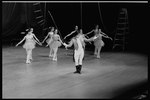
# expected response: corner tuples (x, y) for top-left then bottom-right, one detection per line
(26, 60), (31, 64)
(30, 58), (33, 60)
(94, 52), (97, 55)
(97, 56), (101, 59)
(53, 58), (57, 61)
(49, 55), (53, 57)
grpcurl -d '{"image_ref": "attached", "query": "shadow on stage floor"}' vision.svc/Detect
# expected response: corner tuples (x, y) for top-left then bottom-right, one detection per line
(2, 46), (148, 99)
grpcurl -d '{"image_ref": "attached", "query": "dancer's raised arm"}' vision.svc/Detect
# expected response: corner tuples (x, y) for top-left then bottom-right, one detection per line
(84, 29), (94, 36)
(15, 36), (26, 47)
(100, 31), (113, 40)
(64, 30), (77, 39)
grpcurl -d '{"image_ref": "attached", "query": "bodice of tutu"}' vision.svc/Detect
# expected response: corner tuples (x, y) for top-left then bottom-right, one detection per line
(52, 34), (59, 41)
(94, 29), (99, 35)
(94, 34), (102, 41)
(23, 34), (35, 49)
(48, 32), (54, 37)
(25, 34), (34, 43)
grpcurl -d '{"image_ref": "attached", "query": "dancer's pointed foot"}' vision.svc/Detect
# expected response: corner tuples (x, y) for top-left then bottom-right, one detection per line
(30, 58), (33, 60)
(53, 58), (57, 61)
(97, 56), (101, 59)
(94, 53), (97, 55)
(49, 55), (53, 57)
(26, 61), (31, 64)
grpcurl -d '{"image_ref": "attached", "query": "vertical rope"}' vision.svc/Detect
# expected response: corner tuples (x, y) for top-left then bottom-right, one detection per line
(42, 2), (46, 36)
(48, 10), (64, 42)
(97, 3), (117, 34)
(80, 2), (82, 29)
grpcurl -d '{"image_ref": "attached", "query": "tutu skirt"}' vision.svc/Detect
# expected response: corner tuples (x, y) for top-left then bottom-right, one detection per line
(46, 38), (52, 44)
(50, 40), (61, 48)
(94, 40), (104, 47)
(23, 41), (35, 49)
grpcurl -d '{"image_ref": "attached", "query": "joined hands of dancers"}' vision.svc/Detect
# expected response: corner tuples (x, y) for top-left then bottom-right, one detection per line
(15, 26), (113, 64)
(63, 34), (98, 48)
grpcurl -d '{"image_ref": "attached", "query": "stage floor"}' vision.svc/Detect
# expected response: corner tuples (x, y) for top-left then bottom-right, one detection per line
(2, 46), (148, 98)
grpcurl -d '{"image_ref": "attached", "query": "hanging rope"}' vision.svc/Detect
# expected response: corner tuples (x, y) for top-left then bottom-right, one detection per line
(97, 3), (117, 34)
(48, 10), (64, 42)
(80, 2), (82, 29)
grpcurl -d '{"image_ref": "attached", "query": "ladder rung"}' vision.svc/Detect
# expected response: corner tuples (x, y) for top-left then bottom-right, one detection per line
(113, 44), (124, 48)
(120, 12), (126, 14)
(34, 10), (41, 12)
(118, 23), (126, 24)
(36, 16), (43, 19)
(119, 17), (126, 19)
(44, 28), (48, 30)
(40, 22), (44, 26)
(38, 19), (44, 24)
(33, 3), (40, 5)
(116, 34), (124, 35)
(114, 44), (124, 45)
(115, 39), (124, 40)
(117, 28), (125, 30)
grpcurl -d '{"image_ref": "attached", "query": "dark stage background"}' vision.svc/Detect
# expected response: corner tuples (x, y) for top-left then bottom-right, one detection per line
(2, 2), (148, 53)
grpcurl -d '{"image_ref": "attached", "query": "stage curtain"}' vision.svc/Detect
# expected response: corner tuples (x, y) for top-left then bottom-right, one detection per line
(2, 3), (37, 37)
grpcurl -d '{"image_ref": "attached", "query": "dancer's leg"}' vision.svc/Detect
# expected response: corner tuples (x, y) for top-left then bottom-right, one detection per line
(52, 47), (58, 61)
(48, 39), (53, 57)
(97, 46), (102, 58)
(30, 49), (33, 60)
(26, 49), (30, 64)
(49, 47), (53, 57)
(79, 50), (84, 66)
(94, 46), (98, 55)
(78, 51), (84, 74)
(74, 51), (80, 73)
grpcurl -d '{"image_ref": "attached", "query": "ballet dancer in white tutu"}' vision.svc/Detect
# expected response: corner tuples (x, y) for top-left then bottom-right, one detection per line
(42, 27), (55, 57)
(15, 28), (42, 64)
(46, 29), (64, 61)
(93, 25), (112, 58)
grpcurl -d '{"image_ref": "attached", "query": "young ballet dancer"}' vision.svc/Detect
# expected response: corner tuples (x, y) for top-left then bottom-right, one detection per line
(46, 29), (64, 61)
(94, 28), (112, 58)
(63, 29), (98, 74)
(42, 27), (55, 57)
(15, 28), (42, 64)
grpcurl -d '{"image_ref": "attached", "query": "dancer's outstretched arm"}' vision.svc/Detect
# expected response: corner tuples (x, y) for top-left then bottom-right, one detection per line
(63, 39), (74, 48)
(64, 30), (76, 39)
(84, 29), (94, 36)
(42, 33), (49, 43)
(33, 34), (41, 43)
(58, 35), (64, 44)
(33, 38), (42, 46)
(101, 33), (113, 40)
(15, 36), (26, 47)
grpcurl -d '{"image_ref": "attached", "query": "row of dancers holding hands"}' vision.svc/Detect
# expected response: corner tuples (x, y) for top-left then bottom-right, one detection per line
(15, 25), (112, 74)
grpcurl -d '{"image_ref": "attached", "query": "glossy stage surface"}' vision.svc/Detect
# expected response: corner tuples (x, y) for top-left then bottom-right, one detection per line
(2, 46), (148, 99)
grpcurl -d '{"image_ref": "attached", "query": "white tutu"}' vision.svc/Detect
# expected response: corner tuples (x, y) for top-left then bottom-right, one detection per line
(50, 40), (61, 48)
(23, 41), (35, 49)
(94, 40), (104, 47)
(46, 38), (53, 45)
